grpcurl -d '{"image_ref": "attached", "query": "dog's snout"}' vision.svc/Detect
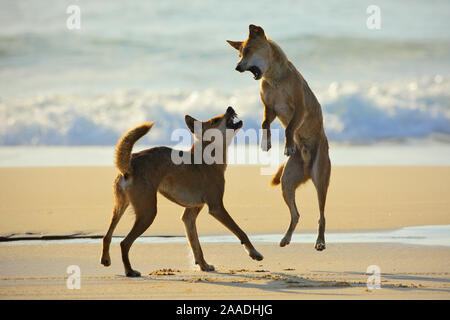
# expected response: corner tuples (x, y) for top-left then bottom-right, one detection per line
(235, 64), (244, 72)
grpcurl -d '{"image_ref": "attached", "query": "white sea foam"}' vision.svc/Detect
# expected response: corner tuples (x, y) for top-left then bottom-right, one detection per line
(1, 76), (449, 146)
(1, 1), (449, 146)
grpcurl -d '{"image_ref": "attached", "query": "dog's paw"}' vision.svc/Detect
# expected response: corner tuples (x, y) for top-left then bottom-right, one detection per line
(199, 263), (215, 272)
(249, 250), (264, 261)
(100, 256), (111, 267)
(315, 240), (326, 251)
(284, 146), (296, 156)
(125, 269), (141, 277)
(261, 138), (271, 152)
(279, 236), (291, 247)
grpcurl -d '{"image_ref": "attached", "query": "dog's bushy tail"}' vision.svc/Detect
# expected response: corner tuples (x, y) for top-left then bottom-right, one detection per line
(270, 162), (285, 186)
(115, 122), (155, 175)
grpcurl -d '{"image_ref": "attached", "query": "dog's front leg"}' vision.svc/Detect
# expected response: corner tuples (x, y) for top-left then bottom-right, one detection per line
(209, 203), (263, 261)
(284, 104), (304, 156)
(261, 121), (272, 152)
(261, 104), (276, 152)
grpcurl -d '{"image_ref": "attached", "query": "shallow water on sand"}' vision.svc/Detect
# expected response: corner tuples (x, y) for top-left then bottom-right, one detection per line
(2, 225), (449, 247)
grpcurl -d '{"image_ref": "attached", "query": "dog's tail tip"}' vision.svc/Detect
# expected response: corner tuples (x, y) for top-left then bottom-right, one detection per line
(137, 121), (155, 132)
(145, 121), (156, 128)
(270, 177), (281, 186)
(270, 163), (285, 186)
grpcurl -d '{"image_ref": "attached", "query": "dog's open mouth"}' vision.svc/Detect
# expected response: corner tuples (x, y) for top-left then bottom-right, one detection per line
(226, 107), (243, 130)
(248, 66), (262, 80)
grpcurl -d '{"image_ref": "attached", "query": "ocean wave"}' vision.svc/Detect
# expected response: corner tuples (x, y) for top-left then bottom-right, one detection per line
(0, 76), (449, 145)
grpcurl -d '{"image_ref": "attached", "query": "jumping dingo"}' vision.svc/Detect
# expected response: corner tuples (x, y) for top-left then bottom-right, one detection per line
(228, 25), (331, 251)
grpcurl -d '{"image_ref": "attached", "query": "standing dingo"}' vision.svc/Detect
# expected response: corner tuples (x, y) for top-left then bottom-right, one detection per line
(101, 107), (263, 277)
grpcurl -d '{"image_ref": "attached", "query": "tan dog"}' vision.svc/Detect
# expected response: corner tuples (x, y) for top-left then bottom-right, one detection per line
(101, 106), (263, 277)
(227, 25), (331, 251)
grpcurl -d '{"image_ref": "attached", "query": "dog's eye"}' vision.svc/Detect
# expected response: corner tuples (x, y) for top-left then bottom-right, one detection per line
(212, 119), (219, 125)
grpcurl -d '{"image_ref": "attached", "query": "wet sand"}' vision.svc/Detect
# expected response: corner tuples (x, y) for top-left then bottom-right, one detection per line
(0, 242), (449, 299)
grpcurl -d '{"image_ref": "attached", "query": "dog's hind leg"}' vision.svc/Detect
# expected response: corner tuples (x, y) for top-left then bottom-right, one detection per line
(120, 193), (157, 277)
(208, 203), (263, 261)
(181, 206), (215, 271)
(310, 142), (331, 251)
(280, 150), (307, 247)
(101, 177), (129, 267)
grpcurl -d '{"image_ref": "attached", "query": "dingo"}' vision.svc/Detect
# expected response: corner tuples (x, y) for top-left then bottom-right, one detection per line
(228, 25), (331, 251)
(100, 106), (263, 277)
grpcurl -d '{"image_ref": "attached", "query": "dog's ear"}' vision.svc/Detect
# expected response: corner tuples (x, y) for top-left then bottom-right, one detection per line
(226, 40), (242, 51)
(185, 115), (199, 134)
(249, 24), (266, 39)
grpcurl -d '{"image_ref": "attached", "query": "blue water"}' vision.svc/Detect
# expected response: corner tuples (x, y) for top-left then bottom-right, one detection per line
(0, 0), (449, 146)
(2, 225), (450, 247)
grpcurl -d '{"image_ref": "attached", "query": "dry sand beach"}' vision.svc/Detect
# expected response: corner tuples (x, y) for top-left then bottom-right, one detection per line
(0, 166), (449, 299)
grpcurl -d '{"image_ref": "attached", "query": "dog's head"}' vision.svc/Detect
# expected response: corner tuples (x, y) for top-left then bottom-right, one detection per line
(227, 24), (270, 80)
(185, 106), (243, 144)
